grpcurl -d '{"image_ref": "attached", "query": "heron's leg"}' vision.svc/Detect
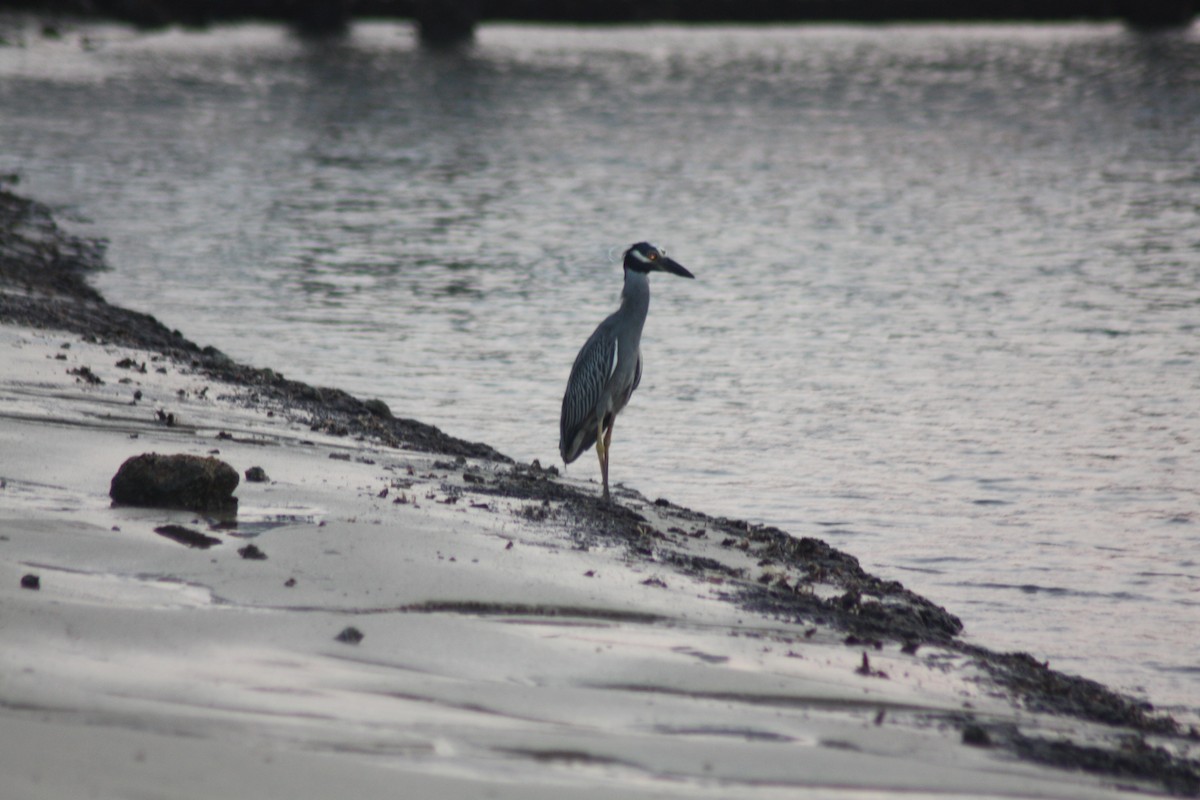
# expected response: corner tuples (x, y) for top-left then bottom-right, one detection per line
(601, 418), (615, 502)
(595, 418), (609, 501)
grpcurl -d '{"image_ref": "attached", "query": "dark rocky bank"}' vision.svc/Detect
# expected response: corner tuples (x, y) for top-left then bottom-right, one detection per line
(2, 183), (1197, 795)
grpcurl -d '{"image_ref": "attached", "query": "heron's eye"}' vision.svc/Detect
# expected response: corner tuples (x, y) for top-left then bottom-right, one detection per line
(648, 252), (658, 260)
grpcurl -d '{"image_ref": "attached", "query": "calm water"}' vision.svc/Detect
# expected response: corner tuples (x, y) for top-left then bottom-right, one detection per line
(2, 17), (1197, 723)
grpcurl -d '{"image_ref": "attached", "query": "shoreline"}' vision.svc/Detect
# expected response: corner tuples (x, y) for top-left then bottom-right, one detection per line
(3, 184), (1198, 796)
(8, 2), (1195, 30)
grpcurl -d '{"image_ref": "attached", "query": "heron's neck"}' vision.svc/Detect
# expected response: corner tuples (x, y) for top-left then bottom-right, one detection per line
(620, 267), (651, 324)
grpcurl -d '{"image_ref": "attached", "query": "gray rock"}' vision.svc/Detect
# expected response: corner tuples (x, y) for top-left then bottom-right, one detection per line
(110, 453), (239, 513)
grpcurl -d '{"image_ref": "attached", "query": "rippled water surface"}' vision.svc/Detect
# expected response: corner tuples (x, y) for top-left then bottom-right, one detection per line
(2, 17), (1198, 721)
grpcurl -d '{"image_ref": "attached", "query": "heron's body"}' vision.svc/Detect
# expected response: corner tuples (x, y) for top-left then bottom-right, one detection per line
(559, 243), (694, 501)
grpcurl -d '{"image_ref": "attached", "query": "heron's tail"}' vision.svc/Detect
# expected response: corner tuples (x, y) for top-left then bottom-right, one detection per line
(560, 426), (596, 465)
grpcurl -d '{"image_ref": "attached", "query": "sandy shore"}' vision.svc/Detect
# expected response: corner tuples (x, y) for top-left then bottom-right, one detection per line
(2, 186), (1198, 797)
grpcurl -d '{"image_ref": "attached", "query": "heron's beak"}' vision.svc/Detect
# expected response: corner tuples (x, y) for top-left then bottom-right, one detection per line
(658, 256), (694, 279)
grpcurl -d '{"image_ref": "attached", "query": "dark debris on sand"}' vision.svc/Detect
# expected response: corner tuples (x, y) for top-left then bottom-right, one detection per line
(153, 524), (222, 549)
(3, 184), (1198, 796)
(470, 463), (963, 645)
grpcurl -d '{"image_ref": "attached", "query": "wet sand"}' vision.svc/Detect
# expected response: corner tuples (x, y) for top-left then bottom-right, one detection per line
(2, 185), (1198, 797)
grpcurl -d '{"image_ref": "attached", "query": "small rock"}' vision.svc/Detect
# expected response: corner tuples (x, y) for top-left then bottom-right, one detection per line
(284, 577), (296, 587)
(20, 574), (40, 590)
(335, 626), (364, 645)
(244, 466), (269, 483)
(363, 398), (392, 419)
(961, 724), (992, 747)
(238, 544), (267, 560)
(110, 453), (239, 513)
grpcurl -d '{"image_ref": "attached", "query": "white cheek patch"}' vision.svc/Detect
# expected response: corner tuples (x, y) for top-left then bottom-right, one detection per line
(630, 249), (652, 264)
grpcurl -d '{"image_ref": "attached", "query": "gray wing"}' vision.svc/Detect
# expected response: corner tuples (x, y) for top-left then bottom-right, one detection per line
(560, 326), (617, 463)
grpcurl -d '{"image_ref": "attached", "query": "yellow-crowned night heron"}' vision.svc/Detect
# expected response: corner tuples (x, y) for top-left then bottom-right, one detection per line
(559, 242), (695, 501)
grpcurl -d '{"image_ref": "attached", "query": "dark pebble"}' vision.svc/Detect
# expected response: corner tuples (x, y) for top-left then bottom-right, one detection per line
(962, 724), (992, 747)
(335, 626), (364, 644)
(238, 544), (267, 560)
(20, 573), (40, 590)
(244, 466), (269, 483)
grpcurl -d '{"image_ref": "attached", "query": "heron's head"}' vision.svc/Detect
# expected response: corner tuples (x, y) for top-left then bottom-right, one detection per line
(623, 242), (694, 279)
